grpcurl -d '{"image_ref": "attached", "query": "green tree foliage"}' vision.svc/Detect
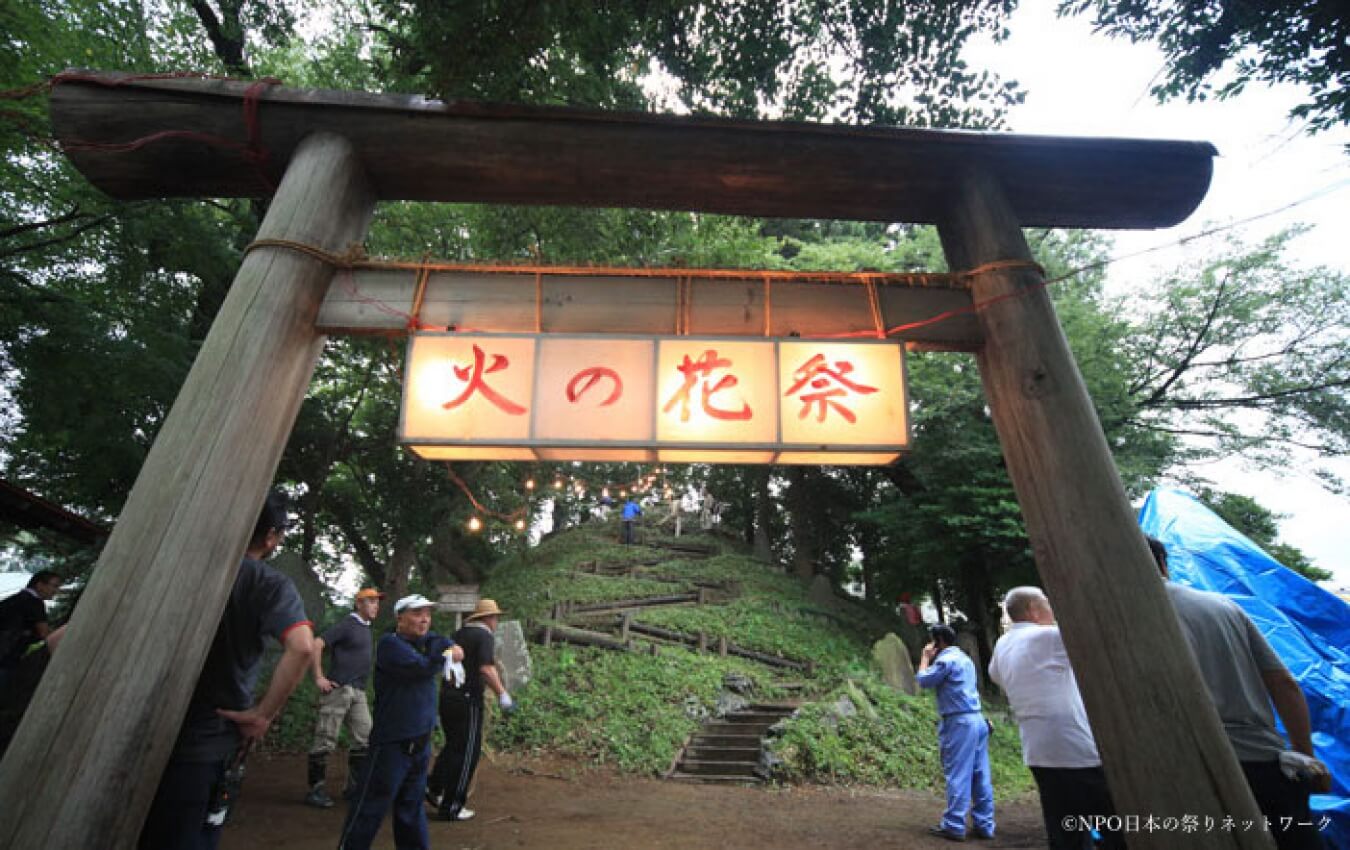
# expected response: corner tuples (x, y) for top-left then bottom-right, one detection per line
(366, 0), (1023, 126)
(1119, 229), (1349, 480)
(1061, 0), (1350, 135)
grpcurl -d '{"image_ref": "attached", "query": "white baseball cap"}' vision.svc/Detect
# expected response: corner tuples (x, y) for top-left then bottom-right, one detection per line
(394, 594), (436, 614)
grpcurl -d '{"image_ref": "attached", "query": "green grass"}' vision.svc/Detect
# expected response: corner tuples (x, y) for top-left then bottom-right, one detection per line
(489, 645), (773, 774)
(260, 522), (1034, 799)
(771, 676), (1034, 797)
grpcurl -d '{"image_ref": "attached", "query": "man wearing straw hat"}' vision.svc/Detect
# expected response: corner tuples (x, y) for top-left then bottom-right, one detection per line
(428, 598), (515, 822)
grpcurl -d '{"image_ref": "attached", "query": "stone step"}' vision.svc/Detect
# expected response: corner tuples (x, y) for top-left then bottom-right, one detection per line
(684, 745), (761, 762)
(724, 711), (789, 724)
(668, 772), (762, 784)
(689, 734), (763, 748)
(700, 722), (776, 737)
(746, 701), (800, 711)
(677, 759), (760, 777)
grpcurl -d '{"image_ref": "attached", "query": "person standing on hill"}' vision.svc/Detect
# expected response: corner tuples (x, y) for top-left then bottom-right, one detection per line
(428, 598), (515, 822)
(338, 594), (463, 850)
(620, 498), (642, 545)
(304, 587), (384, 808)
(916, 623), (995, 843)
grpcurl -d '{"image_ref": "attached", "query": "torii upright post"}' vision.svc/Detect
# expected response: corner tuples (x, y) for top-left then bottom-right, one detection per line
(0, 132), (375, 849)
(937, 168), (1272, 849)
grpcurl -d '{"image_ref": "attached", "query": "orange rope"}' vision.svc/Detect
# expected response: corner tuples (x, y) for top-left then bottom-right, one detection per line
(762, 273), (772, 337)
(445, 466), (526, 524)
(408, 262), (431, 331)
(864, 276), (886, 339)
(534, 272), (543, 333)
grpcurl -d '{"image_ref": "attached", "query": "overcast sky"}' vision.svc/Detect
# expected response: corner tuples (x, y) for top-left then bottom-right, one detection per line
(968, 4), (1350, 588)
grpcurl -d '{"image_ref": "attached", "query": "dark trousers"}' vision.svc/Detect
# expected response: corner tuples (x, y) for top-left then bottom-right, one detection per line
(428, 689), (484, 817)
(622, 520), (635, 544)
(1242, 759), (1324, 850)
(339, 738), (431, 850)
(1030, 765), (1124, 850)
(138, 758), (227, 850)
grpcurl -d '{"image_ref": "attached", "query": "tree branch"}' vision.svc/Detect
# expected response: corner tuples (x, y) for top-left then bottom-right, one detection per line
(0, 207), (89, 241)
(0, 214), (115, 261)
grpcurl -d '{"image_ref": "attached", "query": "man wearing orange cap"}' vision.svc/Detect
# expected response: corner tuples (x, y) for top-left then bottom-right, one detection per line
(305, 587), (384, 808)
(427, 598), (514, 822)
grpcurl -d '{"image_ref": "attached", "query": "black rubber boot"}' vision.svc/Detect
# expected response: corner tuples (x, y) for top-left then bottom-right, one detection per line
(345, 748), (368, 799)
(305, 752), (335, 808)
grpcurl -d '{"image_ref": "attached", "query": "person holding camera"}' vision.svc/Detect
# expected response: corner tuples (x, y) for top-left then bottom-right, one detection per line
(916, 623), (996, 843)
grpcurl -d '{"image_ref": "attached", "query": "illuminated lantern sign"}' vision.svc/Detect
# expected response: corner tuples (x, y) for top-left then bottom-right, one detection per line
(400, 333), (909, 465)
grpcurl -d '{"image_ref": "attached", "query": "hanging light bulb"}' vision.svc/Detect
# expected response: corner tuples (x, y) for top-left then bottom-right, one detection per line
(553, 478), (564, 490)
(602, 487), (610, 499)
(619, 489), (627, 498)
(467, 516), (483, 532)
(525, 478), (536, 491)
(514, 518), (526, 532)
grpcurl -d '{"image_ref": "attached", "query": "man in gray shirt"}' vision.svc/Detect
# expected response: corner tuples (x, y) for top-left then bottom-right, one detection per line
(305, 588), (383, 808)
(1148, 535), (1328, 850)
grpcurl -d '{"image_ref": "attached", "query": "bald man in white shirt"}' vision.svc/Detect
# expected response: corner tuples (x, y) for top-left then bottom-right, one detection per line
(988, 587), (1121, 849)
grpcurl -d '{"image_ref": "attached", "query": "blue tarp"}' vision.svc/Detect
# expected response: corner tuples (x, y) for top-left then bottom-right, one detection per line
(1139, 488), (1350, 848)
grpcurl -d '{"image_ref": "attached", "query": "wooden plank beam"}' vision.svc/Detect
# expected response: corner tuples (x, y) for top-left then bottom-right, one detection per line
(937, 169), (1271, 849)
(0, 133), (376, 850)
(50, 72), (1213, 229)
(317, 266), (983, 349)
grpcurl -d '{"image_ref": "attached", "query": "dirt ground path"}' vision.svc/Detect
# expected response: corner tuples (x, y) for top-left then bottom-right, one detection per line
(223, 752), (1049, 849)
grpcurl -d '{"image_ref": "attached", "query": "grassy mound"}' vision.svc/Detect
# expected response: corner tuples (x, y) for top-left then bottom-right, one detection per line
(265, 521), (1033, 796)
(480, 522), (1032, 794)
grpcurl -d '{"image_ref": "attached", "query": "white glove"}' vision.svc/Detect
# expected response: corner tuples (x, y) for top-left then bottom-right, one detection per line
(498, 692), (516, 712)
(443, 655), (465, 687)
(1278, 750), (1328, 782)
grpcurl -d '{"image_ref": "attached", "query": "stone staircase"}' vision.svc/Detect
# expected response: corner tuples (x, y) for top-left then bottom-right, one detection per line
(668, 703), (798, 784)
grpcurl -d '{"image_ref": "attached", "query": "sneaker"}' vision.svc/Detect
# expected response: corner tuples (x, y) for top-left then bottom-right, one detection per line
(970, 829), (994, 840)
(304, 786), (336, 809)
(424, 789), (442, 809)
(927, 825), (966, 842)
(433, 807), (475, 822)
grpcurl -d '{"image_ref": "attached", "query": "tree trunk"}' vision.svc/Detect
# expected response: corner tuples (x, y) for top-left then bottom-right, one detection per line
(752, 468), (773, 563)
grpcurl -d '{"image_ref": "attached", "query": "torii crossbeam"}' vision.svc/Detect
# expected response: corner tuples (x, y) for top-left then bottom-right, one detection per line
(0, 72), (1269, 850)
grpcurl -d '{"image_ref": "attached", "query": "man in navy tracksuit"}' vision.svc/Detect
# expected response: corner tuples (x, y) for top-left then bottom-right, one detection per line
(338, 594), (463, 850)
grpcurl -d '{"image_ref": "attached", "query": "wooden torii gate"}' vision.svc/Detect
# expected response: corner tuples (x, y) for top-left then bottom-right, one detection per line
(0, 73), (1272, 849)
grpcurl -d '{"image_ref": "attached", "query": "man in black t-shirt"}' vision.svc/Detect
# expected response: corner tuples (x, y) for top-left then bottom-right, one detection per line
(0, 570), (61, 688)
(138, 491), (315, 850)
(304, 587), (383, 808)
(427, 598), (515, 822)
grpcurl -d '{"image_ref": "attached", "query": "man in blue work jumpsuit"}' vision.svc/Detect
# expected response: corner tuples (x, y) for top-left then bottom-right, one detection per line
(916, 624), (996, 842)
(338, 594), (463, 850)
